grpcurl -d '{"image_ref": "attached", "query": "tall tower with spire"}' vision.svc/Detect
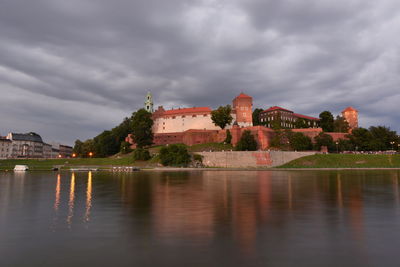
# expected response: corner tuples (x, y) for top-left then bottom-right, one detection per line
(144, 92), (154, 113)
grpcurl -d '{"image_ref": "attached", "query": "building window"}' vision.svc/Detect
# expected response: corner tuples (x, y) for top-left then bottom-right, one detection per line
(192, 115), (197, 117)
(203, 114), (207, 117)
(182, 115), (186, 118)
(172, 116), (176, 119)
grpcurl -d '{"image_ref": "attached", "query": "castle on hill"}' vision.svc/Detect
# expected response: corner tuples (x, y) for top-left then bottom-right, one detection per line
(126, 92), (358, 149)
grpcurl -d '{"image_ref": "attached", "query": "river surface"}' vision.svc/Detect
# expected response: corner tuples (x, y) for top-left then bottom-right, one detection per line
(1, 170), (400, 266)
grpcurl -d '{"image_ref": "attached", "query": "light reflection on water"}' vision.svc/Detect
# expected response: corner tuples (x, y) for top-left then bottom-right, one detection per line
(1, 170), (400, 266)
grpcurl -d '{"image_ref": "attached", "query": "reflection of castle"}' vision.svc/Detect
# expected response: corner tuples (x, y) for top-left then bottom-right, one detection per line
(126, 92), (358, 149)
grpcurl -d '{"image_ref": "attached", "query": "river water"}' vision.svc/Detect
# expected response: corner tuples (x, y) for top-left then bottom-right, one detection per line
(1, 170), (400, 266)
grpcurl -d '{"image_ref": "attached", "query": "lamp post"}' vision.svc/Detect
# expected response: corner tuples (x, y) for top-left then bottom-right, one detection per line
(89, 152), (93, 158)
(335, 141), (339, 154)
(390, 141), (395, 151)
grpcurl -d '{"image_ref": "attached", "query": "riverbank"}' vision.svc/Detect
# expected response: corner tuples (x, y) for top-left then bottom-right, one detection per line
(2, 154), (400, 171)
(279, 154), (400, 168)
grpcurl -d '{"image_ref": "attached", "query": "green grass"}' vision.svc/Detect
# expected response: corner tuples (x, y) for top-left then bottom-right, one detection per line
(0, 157), (135, 171)
(279, 154), (400, 168)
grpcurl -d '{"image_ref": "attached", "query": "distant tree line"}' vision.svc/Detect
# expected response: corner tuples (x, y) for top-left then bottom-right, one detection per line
(73, 108), (154, 157)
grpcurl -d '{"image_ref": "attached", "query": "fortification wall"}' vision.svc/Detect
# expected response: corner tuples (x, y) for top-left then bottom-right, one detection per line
(198, 151), (316, 168)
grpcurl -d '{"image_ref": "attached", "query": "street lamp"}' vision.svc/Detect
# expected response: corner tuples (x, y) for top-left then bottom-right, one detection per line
(89, 152), (93, 158)
(390, 141), (395, 151)
(335, 141), (339, 154)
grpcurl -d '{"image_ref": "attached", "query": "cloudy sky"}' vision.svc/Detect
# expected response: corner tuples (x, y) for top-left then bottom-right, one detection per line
(1, 0), (400, 145)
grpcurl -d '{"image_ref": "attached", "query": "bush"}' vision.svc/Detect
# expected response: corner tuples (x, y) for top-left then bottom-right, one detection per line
(236, 130), (258, 151)
(120, 141), (133, 154)
(224, 130), (232, 144)
(289, 132), (312, 151)
(193, 154), (203, 163)
(159, 144), (191, 167)
(133, 148), (151, 161)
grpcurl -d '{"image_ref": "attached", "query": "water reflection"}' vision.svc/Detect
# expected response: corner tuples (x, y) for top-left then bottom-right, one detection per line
(3, 170), (400, 266)
(85, 171), (92, 222)
(67, 172), (75, 227)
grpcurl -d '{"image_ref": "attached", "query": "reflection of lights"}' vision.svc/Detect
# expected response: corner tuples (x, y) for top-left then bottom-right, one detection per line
(54, 174), (61, 212)
(67, 173), (75, 226)
(288, 176), (292, 209)
(85, 171), (92, 222)
(337, 174), (343, 208)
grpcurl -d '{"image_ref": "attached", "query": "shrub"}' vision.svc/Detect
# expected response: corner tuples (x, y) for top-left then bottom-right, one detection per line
(289, 132), (313, 151)
(133, 148), (151, 161)
(224, 130), (232, 144)
(193, 154), (203, 163)
(236, 130), (258, 151)
(159, 144), (191, 167)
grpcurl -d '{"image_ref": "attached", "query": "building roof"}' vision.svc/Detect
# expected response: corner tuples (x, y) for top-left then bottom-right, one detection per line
(235, 93), (252, 99)
(162, 107), (212, 116)
(293, 113), (320, 121)
(0, 137), (11, 142)
(9, 132), (43, 143)
(342, 106), (357, 113)
(262, 106), (293, 113)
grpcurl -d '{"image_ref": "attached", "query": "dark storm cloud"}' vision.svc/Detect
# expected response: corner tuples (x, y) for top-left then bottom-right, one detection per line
(1, 0), (400, 144)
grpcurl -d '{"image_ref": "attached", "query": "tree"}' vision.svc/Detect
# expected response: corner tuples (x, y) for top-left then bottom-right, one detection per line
(333, 116), (349, 133)
(224, 129), (232, 144)
(120, 141), (132, 154)
(368, 126), (399, 151)
(295, 118), (308, 128)
(159, 144), (191, 167)
(252, 108), (263, 126)
(347, 127), (373, 151)
(319, 111), (334, 132)
(94, 130), (119, 157)
(211, 105), (233, 129)
(289, 132), (312, 151)
(133, 148), (151, 161)
(131, 109), (154, 148)
(314, 132), (334, 151)
(73, 139), (84, 157)
(236, 130), (258, 151)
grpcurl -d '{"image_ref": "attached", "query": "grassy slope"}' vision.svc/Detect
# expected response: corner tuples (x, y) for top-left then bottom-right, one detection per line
(279, 154), (400, 168)
(0, 157), (135, 171)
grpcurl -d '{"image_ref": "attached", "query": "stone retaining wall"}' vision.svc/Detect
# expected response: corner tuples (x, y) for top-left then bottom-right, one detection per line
(198, 151), (316, 168)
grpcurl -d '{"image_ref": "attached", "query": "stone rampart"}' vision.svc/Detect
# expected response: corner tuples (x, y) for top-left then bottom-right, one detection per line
(198, 151), (316, 168)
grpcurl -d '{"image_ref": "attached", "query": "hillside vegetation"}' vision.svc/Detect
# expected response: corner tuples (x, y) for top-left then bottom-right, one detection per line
(279, 154), (400, 168)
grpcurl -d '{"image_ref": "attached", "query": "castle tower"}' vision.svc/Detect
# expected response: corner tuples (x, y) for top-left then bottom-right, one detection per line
(341, 106), (358, 131)
(144, 92), (154, 113)
(232, 93), (253, 127)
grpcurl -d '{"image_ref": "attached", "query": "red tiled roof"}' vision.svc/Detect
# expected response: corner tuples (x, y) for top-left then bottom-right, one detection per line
(235, 93), (252, 99)
(293, 113), (320, 121)
(262, 106), (293, 113)
(162, 107), (211, 115)
(342, 106), (357, 113)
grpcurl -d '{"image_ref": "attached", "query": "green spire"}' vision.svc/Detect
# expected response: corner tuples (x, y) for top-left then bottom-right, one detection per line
(144, 91), (154, 113)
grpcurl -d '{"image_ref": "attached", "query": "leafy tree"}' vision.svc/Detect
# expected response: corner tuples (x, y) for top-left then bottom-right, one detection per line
(120, 141), (133, 154)
(133, 148), (151, 161)
(289, 132), (312, 151)
(73, 139), (84, 156)
(211, 105), (233, 129)
(81, 139), (96, 157)
(236, 130), (258, 151)
(295, 118), (308, 128)
(314, 132), (335, 151)
(131, 109), (154, 148)
(252, 108), (263, 126)
(368, 126), (399, 151)
(333, 116), (349, 133)
(347, 127), (373, 151)
(319, 111), (334, 132)
(94, 130), (119, 157)
(224, 129), (232, 144)
(159, 144), (191, 167)
(337, 138), (354, 152)
(269, 129), (291, 149)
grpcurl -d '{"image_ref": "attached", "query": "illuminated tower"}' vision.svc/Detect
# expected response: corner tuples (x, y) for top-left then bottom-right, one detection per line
(341, 106), (358, 131)
(144, 92), (154, 113)
(232, 93), (253, 127)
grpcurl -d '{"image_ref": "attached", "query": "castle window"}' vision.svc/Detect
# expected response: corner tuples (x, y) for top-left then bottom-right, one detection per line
(203, 114), (207, 117)
(192, 115), (197, 118)
(172, 116), (176, 119)
(182, 115), (185, 118)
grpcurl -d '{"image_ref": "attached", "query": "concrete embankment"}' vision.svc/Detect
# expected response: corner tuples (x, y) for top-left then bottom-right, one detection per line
(197, 151), (316, 168)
